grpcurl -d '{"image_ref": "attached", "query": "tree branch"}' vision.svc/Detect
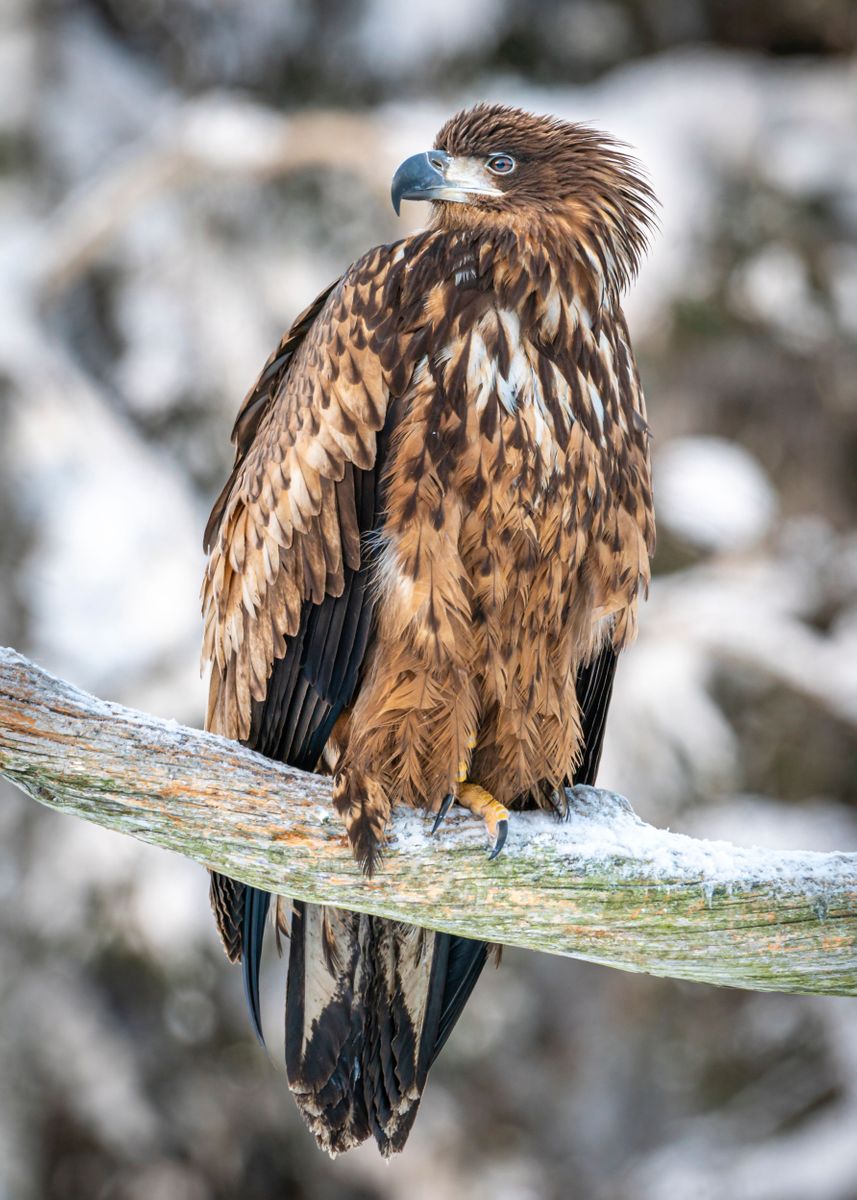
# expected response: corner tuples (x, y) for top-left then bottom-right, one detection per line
(0, 647), (854, 996)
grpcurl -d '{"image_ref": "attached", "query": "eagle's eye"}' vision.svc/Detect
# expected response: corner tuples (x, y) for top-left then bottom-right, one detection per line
(486, 153), (516, 176)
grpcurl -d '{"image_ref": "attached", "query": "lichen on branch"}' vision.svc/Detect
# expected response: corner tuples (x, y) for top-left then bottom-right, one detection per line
(0, 647), (855, 997)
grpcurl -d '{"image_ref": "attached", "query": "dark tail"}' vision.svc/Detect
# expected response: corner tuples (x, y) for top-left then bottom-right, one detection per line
(210, 873), (487, 1155)
(284, 900), (487, 1156)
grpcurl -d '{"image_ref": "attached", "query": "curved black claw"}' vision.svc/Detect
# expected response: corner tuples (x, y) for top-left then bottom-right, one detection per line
(432, 792), (456, 835)
(488, 818), (508, 861)
(549, 788), (569, 821)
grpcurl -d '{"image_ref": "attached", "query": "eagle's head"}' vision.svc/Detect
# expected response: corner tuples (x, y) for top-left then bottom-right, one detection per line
(392, 103), (657, 290)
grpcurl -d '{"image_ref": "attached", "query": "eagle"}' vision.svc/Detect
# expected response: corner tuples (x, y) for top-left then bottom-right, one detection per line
(201, 103), (656, 1157)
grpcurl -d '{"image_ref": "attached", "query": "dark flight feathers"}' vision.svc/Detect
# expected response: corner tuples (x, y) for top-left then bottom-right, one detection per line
(572, 643), (618, 787)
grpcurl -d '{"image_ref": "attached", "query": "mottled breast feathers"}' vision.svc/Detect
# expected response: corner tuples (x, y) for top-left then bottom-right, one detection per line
(202, 227), (654, 747)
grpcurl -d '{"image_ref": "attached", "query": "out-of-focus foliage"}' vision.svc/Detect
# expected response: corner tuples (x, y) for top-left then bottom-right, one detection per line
(1, 1), (856, 1197)
(77, 0), (857, 98)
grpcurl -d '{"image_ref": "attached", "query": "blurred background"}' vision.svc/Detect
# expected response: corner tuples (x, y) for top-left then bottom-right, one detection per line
(1, 1), (856, 1197)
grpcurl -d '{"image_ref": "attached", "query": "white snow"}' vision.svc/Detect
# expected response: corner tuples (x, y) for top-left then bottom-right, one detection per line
(358, 0), (499, 75)
(654, 436), (779, 553)
(730, 242), (831, 349)
(390, 786), (856, 896)
(8, 379), (205, 715)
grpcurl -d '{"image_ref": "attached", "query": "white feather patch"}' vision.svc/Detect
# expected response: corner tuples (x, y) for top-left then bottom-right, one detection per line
(541, 285), (562, 339)
(372, 532), (415, 608)
(587, 379), (605, 432)
(466, 330), (496, 409)
(496, 310), (530, 414)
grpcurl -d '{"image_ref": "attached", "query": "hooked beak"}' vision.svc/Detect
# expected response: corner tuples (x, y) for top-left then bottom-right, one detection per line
(391, 150), (503, 215)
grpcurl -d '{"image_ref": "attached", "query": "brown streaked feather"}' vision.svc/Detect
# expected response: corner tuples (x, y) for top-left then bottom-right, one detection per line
(202, 242), (418, 744)
(203, 282), (339, 555)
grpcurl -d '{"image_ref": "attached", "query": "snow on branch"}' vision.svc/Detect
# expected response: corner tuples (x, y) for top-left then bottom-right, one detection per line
(0, 646), (854, 997)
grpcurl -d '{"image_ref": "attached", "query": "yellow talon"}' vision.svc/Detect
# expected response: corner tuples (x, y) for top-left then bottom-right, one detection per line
(458, 783), (510, 860)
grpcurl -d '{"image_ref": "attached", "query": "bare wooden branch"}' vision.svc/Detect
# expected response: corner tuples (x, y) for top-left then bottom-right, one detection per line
(0, 646), (854, 996)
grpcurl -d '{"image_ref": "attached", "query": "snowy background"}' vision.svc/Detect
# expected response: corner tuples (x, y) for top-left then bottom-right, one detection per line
(1, 1), (856, 1197)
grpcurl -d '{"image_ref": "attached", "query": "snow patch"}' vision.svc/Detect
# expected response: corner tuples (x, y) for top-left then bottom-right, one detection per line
(390, 786), (856, 897)
(654, 436), (778, 553)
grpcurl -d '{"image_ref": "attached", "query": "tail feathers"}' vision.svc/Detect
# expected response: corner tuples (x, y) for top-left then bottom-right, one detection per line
(209, 874), (271, 1046)
(431, 932), (490, 1066)
(285, 901), (487, 1156)
(242, 886), (271, 1046)
(210, 875), (489, 1156)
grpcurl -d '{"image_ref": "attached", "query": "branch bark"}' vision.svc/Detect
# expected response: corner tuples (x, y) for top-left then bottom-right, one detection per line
(0, 647), (854, 996)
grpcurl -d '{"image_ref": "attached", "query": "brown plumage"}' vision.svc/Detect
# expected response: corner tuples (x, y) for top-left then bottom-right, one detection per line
(201, 103), (656, 1156)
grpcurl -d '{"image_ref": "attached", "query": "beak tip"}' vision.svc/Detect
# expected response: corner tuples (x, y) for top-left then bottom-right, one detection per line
(390, 150), (447, 217)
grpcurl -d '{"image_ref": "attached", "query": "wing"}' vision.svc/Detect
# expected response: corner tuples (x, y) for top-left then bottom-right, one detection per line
(566, 299), (651, 791)
(202, 245), (405, 746)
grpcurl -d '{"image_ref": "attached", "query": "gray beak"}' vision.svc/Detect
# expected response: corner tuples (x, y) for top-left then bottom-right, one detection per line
(391, 150), (451, 215)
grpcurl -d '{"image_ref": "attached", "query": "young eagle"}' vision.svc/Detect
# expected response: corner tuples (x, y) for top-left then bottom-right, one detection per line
(201, 103), (656, 1156)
